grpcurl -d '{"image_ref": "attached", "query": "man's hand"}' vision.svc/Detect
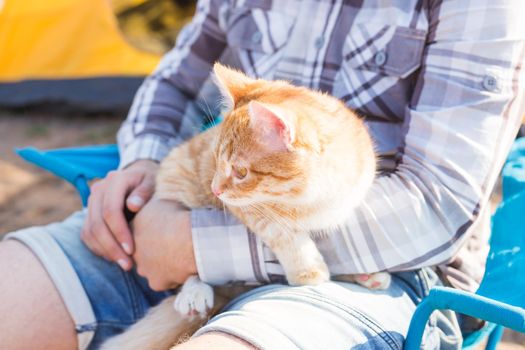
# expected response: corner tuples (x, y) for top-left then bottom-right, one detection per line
(132, 198), (197, 291)
(81, 159), (159, 270)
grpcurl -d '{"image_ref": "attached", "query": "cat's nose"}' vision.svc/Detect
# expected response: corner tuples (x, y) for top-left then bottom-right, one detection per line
(212, 186), (223, 197)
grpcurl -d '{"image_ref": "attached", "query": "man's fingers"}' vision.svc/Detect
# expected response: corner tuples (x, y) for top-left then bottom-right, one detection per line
(102, 172), (136, 255)
(87, 182), (133, 269)
(92, 221), (133, 270)
(126, 194), (145, 212)
(81, 185), (105, 257)
(81, 161), (159, 268)
(80, 226), (104, 258)
(126, 175), (156, 213)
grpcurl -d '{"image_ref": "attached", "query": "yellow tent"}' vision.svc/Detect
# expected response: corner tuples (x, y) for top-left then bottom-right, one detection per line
(0, 0), (162, 112)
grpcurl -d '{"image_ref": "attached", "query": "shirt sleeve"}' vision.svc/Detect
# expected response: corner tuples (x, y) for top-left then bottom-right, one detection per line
(117, 0), (227, 169)
(192, 1), (525, 285)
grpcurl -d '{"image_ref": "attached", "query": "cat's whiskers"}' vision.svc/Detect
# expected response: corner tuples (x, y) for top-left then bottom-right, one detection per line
(199, 96), (218, 129)
(248, 203), (296, 236)
(255, 202), (311, 233)
(220, 200), (227, 223)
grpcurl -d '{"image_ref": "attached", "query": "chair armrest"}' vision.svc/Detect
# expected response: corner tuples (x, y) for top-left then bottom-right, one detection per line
(404, 286), (525, 350)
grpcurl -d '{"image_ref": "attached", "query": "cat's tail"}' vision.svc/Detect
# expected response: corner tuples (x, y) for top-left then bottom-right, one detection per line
(100, 295), (205, 350)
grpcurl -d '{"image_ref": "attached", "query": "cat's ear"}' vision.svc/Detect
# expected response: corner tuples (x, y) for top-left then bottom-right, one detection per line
(248, 101), (295, 152)
(213, 63), (252, 110)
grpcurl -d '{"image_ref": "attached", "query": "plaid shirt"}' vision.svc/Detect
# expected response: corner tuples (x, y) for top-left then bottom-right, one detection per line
(118, 0), (525, 290)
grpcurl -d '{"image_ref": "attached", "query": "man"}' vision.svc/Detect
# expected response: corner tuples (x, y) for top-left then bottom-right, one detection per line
(1, 1), (524, 349)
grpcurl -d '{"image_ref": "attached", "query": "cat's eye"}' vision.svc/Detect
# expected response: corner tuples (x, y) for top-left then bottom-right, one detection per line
(233, 166), (248, 179)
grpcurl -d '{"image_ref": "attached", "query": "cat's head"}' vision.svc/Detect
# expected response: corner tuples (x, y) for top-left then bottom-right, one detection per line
(210, 63), (333, 207)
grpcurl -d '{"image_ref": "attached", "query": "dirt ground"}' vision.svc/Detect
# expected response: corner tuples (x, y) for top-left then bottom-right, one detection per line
(0, 112), (523, 349)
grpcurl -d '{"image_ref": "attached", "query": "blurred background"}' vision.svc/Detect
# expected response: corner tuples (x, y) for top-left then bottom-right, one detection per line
(0, 1), (523, 349)
(0, 0), (195, 113)
(0, 0), (194, 233)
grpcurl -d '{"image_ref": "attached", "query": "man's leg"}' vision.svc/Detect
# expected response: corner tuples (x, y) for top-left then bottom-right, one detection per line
(175, 271), (462, 350)
(0, 240), (76, 350)
(1, 210), (172, 349)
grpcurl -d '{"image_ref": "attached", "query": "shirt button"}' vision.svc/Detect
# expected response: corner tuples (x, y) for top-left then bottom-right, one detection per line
(251, 31), (262, 44)
(374, 50), (387, 67)
(482, 74), (499, 91)
(315, 36), (325, 49)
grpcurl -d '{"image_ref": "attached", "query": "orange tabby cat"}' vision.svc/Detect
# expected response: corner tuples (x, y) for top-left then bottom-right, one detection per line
(101, 63), (390, 350)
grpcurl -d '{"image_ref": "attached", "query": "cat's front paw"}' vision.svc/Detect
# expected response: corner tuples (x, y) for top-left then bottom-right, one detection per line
(288, 265), (330, 286)
(355, 272), (391, 290)
(173, 275), (214, 318)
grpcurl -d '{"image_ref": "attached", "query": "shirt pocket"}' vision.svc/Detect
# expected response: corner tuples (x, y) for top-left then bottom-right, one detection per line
(226, 7), (294, 56)
(342, 22), (426, 79)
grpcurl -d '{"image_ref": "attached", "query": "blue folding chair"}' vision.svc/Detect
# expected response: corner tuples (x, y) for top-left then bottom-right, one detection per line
(15, 138), (525, 349)
(16, 144), (120, 207)
(406, 138), (525, 349)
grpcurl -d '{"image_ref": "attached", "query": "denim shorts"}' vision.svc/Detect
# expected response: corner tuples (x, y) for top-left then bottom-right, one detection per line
(5, 210), (462, 350)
